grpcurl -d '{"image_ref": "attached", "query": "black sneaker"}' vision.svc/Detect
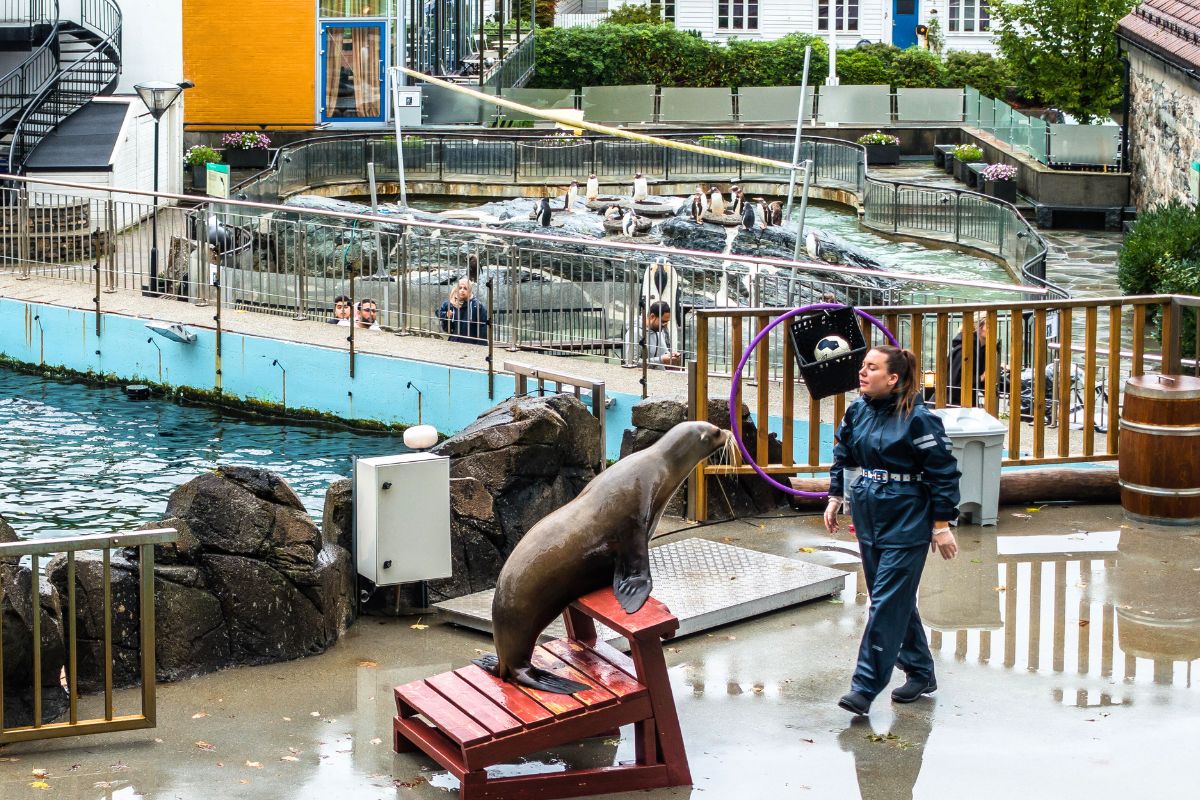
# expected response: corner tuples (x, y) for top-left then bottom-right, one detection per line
(837, 691), (872, 716)
(890, 675), (937, 703)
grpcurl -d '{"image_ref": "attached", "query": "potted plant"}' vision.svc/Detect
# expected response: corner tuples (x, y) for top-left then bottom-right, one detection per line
(951, 144), (984, 183)
(857, 131), (901, 166)
(221, 131), (272, 169)
(184, 145), (222, 190)
(981, 162), (1018, 203)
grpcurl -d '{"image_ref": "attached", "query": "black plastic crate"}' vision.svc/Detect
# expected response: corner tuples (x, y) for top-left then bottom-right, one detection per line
(787, 306), (869, 399)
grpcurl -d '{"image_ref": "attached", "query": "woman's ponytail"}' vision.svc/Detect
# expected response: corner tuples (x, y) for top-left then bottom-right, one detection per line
(875, 345), (921, 417)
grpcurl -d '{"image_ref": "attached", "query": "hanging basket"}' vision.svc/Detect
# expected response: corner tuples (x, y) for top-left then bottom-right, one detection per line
(787, 305), (870, 399)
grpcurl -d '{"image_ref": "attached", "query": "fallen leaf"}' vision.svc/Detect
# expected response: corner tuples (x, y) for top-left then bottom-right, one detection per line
(357, 660), (378, 668)
(67, 765), (81, 772)
(0, 757), (19, 763)
(281, 756), (300, 762)
(239, 779), (250, 784)
(370, 738), (383, 745)
(1079, 620), (1090, 627)
(801, 738), (815, 744)
(282, 717), (291, 722)
(751, 686), (763, 694)
(725, 635), (737, 640)
(30, 781), (51, 790)
(94, 782), (114, 789)
(310, 712), (321, 717)
(288, 747), (300, 755)
(195, 741), (216, 752)
(1012, 513), (1032, 519)
(798, 547), (816, 553)
(1026, 508), (1040, 513)
(828, 598), (844, 604)
(246, 761), (263, 769)
(994, 586), (1007, 592)
(31, 769), (48, 779)
(410, 617), (429, 631)
(192, 711), (209, 719)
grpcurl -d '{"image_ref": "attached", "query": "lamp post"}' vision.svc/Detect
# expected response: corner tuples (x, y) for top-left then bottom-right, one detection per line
(134, 80), (193, 296)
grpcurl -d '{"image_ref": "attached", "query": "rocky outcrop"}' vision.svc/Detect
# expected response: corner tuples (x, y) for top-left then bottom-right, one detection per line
(425, 394), (601, 603)
(621, 397), (789, 519)
(1, 514), (70, 728)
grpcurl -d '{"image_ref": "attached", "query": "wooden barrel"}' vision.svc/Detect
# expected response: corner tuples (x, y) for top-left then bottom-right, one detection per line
(1118, 374), (1200, 524)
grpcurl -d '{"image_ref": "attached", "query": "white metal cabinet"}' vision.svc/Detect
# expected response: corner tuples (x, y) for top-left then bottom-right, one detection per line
(354, 453), (451, 586)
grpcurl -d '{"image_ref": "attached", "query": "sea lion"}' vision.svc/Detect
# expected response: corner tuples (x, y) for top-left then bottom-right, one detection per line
(474, 420), (732, 693)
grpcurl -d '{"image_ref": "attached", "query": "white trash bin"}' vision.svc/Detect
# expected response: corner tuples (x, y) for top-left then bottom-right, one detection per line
(932, 407), (1006, 526)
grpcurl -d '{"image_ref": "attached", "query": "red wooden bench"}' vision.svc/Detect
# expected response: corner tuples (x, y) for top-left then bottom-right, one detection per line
(394, 588), (691, 800)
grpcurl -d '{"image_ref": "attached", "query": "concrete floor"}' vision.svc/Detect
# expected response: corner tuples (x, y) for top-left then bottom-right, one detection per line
(3, 502), (1197, 799)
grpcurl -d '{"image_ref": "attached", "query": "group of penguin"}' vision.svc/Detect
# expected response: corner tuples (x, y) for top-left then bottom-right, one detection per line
(531, 174), (783, 236)
(689, 184), (784, 232)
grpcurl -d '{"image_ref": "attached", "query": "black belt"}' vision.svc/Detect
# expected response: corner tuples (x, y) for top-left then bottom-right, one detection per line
(860, 469), (922, 483)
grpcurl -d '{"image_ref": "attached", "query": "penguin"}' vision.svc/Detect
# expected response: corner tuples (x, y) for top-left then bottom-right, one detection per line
(709, 186), (726, 216)
(768, 200), (783, 226)
(564, 181), (579, 213)
(740, 200), (756, 233)
(604, 204), (621, 221)
(632, 172), (649, 202)
(757, 198), (771, 228)
(695, 184), (710, 214)
(537, 197), (552, 227)
(729, 185), (744, 216)
(621, 209), (638, 236)
(690, 191), (706, 224)
(585, 173), (599, 201)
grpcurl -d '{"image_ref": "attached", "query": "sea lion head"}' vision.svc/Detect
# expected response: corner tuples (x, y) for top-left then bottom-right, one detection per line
(657, 420), (732, 468)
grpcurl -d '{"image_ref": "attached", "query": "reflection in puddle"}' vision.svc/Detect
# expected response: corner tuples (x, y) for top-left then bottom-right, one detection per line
(920, 529), (1200, 699)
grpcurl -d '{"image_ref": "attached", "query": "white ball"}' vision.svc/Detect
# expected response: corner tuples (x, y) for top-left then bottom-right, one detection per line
(813, 335), (851, 362)
(403, 424), (439, 450)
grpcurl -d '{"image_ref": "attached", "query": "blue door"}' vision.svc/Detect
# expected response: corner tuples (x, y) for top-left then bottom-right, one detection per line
(893, 0), (919, 48)
(320, 21), (387, 124)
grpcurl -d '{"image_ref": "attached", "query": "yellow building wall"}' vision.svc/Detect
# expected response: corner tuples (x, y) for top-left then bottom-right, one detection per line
(183, 0), (316, 127)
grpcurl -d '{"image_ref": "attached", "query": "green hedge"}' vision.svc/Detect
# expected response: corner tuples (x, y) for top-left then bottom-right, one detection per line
(1117, 201), (1200, 297)
(943, 51), (1010, 100)
(528, 27), (828, 88)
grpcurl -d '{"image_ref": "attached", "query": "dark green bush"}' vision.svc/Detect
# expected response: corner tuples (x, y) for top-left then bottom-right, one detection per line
(944, 51), (1010, 99)
(1117, 200), (1200, 296)
(603, 3), (665, 24)
(836, 49), (891, 85)
(889, 47), (946, 88)
(535, 0), (555, 28)
(529, 27), (826, 88)
(1156, 258), (1200, 358)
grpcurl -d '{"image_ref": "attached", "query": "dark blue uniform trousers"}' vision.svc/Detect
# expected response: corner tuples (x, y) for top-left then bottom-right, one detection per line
(851, 541), (935, 700)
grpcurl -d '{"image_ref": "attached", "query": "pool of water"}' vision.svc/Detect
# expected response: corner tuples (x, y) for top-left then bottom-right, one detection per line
(0, 369), (408, 539)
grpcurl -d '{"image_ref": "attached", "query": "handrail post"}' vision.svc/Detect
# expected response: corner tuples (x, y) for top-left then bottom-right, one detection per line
(16, 186), (30, 280)
(293, 227), (307, 320)
(954, 192), (962, 243)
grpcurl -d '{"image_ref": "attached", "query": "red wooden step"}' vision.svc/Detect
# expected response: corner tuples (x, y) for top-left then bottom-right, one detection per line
(395, 681), (491, 747)
(426, 671), (525, 738)
(454, 664), (557, 727)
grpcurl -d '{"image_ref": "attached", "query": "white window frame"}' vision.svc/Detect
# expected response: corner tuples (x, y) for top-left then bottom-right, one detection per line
(648, 0), (675, 23)
(816, 0), (860, 32)
(716, 0), (759, 31)
(948, 0), (990, 33)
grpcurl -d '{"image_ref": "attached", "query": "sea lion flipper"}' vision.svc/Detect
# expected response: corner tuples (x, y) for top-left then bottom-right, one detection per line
(614, 572), (652, 614)
(613, 526), (653, 613)
(472, 653), (501, 675)
(517, 666), (591, 695)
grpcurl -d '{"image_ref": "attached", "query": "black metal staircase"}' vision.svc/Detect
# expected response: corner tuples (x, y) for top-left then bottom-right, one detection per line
(0, 0), (121, 173)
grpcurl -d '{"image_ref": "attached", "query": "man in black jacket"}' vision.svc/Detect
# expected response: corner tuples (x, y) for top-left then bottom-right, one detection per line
(948, 317), (998, 406)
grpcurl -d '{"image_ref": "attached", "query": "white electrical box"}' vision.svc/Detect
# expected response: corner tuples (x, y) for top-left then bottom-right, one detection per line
(354, 453), (451, 586)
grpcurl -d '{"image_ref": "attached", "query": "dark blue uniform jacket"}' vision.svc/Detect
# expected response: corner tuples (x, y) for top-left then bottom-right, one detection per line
(829, 394), (961, 549)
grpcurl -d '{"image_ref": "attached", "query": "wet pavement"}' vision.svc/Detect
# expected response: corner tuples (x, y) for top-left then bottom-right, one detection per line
(3, 502), (1196, 799)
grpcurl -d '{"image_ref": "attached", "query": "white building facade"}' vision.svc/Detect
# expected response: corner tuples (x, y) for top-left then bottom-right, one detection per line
(611, 0), (998, 53)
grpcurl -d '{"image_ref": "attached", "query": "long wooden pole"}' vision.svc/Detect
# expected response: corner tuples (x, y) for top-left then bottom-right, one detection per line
(399, 67), (796, 171)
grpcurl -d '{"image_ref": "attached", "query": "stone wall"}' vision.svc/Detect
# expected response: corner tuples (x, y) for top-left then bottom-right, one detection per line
(1127, 47), (1200, 211)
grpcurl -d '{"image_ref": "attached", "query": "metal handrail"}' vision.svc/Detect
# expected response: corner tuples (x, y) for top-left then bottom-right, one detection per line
(0, 0), (59, 127)
(7, 0), (121, 173)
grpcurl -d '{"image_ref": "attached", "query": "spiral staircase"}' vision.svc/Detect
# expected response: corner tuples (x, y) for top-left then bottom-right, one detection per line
(0, 0), (122, 174)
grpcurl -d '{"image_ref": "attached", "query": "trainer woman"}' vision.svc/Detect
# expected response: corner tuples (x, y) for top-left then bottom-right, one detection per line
(824, 345), (961, 716)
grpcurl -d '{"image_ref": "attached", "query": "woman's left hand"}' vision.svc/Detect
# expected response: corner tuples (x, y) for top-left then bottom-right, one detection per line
(931, 528), (957, 560)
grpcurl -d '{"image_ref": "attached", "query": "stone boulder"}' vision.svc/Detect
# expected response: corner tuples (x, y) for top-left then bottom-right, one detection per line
(424, 394), (601, 603)
(321, 478), (353, 553)
(1, 515), (70, 727)
(621, 397), (789, 519)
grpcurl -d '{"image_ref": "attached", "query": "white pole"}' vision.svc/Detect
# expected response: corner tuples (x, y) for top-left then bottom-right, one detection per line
(827, 3), (840, 86)
(389, 72), (410, 209)
(793, 160), (813, 261)
(783, 45), (811, 219)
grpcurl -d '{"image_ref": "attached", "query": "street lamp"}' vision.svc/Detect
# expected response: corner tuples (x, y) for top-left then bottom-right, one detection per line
(135, 80), (194, 296)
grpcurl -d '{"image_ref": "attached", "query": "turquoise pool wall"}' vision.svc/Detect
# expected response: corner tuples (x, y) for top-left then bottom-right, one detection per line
(0, 298), (835, 463)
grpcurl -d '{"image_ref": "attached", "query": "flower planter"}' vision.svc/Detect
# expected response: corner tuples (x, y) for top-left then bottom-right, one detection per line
(953, 158), (983, 184)
(984, 178), (1017, 204)
(864, 143), (901, 166)
(943, 154), (956, 175)
(190, 165), (209, 191)
(223, 148), (270, 169)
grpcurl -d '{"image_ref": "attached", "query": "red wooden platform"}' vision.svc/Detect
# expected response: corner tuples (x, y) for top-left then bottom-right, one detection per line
(394, 588), (691, 800)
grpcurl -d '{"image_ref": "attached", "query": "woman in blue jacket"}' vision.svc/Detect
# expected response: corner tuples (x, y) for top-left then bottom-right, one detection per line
(436, 278), (489, 344)
(824, 345), (961, 716)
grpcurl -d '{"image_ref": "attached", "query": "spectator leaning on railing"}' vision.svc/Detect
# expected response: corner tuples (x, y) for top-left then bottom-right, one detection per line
(436, 278), (489, 344)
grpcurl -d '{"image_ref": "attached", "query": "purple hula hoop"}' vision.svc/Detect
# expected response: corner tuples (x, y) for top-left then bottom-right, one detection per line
(727, 304), (898, 499)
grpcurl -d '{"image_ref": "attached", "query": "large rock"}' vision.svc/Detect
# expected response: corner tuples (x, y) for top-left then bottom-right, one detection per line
(424, 394), (600, 604)
(621, 397), (789, 519)
(322, 479), (353, 553)
(1, 517), (70, 727)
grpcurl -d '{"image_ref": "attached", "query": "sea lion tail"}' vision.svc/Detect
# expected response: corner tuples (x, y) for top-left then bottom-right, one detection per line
(516, 666), (592, 695)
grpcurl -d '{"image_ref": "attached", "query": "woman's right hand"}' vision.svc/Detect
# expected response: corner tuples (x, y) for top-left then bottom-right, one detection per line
(824, 497), (842, 534)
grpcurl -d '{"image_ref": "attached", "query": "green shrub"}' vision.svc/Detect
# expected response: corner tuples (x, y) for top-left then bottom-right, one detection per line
(944, 51), (1010, 98)
(1118, 200), (1200, 296)
(952, 144), (984, 161)
(1156, 257), (1200, 358)
(535, 0), (555, 28)
(836, 48), (891, 85)
(603, 3), (665, 24)
(184, 145), (221, 167)
(889, 47), (946, 88)
(528, 26), (826, 89)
